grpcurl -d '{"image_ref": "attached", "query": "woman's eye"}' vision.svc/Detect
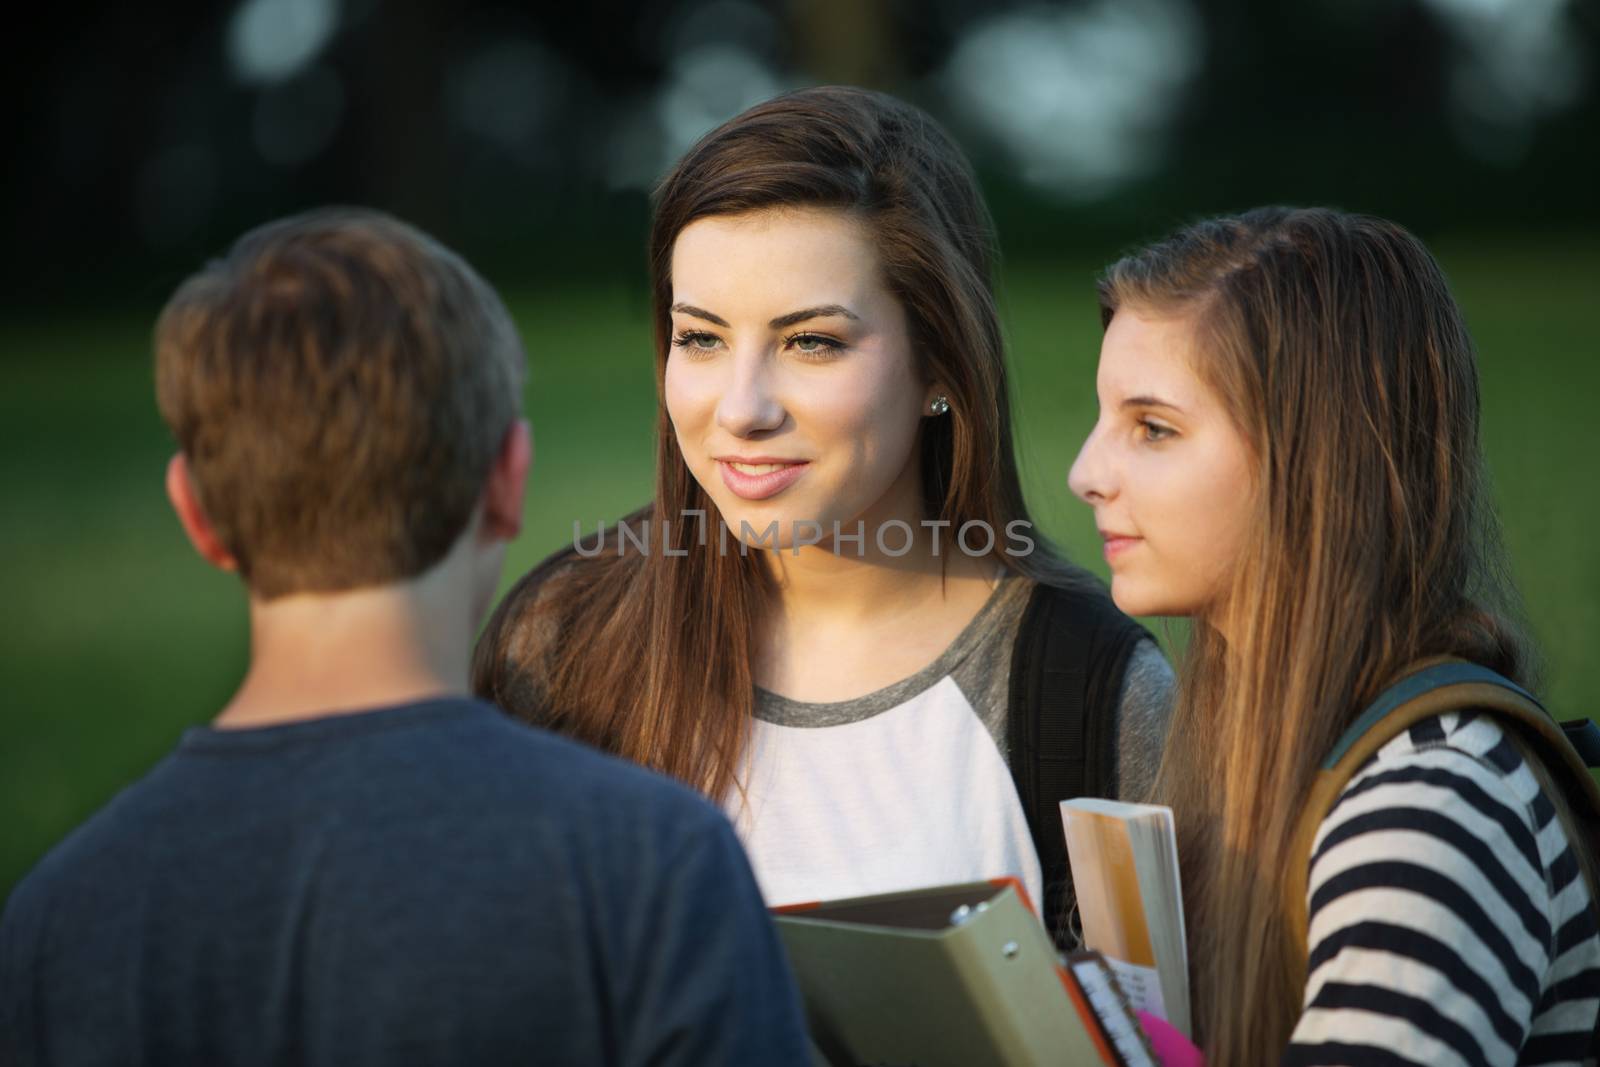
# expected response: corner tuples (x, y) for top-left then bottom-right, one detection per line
(786, 333), (844, 357)
(671, 331), (722, 355)
(1139, 418), (1175, 442)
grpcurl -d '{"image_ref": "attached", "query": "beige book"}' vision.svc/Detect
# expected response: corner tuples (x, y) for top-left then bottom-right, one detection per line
(1059, 799), (1190, 1038)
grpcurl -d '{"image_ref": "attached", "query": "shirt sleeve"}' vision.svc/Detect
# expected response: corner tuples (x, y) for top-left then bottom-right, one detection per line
(1113, 639), (1175, 803)
(0, 874), (45, 1066)
(615, 808), (814, 1067)
(1283, 740), (1558, 1067)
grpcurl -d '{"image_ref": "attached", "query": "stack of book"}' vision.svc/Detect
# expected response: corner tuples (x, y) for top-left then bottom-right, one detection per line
(773, 800), (1190, 1066)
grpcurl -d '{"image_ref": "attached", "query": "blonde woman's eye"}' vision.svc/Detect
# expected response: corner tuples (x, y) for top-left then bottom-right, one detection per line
(1139, 418), (1176, 442)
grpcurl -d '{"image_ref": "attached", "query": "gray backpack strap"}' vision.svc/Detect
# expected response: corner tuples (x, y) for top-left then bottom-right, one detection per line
(1284, 658), (1600, 1051)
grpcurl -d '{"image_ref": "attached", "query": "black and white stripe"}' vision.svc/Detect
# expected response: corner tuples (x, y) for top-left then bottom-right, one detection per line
(1286, 712), (1600, 1066)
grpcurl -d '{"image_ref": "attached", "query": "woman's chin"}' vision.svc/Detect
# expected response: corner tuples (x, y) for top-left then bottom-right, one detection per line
(1108, 577), (1188, 620)
(715, 508), (869, 556)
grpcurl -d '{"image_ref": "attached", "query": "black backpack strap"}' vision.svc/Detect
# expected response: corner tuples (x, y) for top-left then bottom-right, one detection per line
(1007, 578), (1152, 945)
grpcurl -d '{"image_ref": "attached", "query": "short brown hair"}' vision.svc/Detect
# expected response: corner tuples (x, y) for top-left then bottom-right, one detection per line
(155, 207), (525, 598)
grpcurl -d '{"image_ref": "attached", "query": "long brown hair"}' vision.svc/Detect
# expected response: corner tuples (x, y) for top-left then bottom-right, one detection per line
(475, 86), (1082, 798)
(1099, 207), (1533, 1061)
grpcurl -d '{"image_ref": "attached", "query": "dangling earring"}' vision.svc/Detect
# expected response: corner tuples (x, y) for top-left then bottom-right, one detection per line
(929, 394), (951, 416)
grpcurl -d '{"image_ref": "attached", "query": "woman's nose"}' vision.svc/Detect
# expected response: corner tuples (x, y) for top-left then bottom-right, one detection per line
(1068, 424), (1114, 505)
(715, 352), (785, 437)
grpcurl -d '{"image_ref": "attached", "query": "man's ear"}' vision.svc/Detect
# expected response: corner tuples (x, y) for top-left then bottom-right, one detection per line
(481, 419), (532, 543)
(165, 454), (238, 572)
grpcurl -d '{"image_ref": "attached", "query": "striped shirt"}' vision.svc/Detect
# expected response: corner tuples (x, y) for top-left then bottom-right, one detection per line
(1287, 711), (1600, 1066)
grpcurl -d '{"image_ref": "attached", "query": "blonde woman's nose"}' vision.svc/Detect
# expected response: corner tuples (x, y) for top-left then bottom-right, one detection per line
(1068, 427), (1114, 505)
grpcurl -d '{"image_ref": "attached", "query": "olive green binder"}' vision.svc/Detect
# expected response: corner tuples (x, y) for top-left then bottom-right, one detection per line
(774, 880), (1120, 1067)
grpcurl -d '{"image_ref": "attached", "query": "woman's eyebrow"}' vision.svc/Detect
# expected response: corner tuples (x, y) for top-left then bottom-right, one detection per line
(1121, 394), (1185, 414)
(669, 302), (861, 329)
(670, 303), (730, 327)
(769, 304), (860, 329)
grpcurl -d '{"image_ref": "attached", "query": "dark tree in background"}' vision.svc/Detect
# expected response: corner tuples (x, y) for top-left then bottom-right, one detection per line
(7, 0), (1597, 315)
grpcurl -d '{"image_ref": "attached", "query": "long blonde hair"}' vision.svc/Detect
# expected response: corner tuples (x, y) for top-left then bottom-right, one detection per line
(1099, 207), (1532, 1060)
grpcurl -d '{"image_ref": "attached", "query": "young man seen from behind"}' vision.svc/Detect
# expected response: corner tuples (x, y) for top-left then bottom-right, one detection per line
(0, 208), (812, 1066)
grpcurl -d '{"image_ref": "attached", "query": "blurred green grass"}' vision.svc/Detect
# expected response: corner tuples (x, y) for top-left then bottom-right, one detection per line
(3, 242), (1596, 897)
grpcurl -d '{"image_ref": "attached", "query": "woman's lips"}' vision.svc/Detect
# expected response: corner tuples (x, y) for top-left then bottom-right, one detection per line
(1102, 535), (1141, 562)
(717, 459), (809, 501)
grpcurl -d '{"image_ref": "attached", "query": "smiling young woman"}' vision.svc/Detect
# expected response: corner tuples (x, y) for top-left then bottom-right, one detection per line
(473, 87), (1173, 939)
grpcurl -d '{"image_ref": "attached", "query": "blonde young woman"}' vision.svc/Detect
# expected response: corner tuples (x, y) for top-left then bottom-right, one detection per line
(474, 87), (1173, 942)
(1070, 207), (1600, 1063)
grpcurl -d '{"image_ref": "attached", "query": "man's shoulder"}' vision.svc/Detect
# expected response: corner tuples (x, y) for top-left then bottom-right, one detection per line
(2, 752), (182, 936)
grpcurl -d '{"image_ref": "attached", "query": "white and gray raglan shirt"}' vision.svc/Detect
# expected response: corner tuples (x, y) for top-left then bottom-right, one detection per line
(722, 572), (1174, 909)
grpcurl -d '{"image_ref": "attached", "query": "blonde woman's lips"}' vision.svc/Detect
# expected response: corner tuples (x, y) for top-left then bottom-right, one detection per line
(1099, 530), (1141, 562)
